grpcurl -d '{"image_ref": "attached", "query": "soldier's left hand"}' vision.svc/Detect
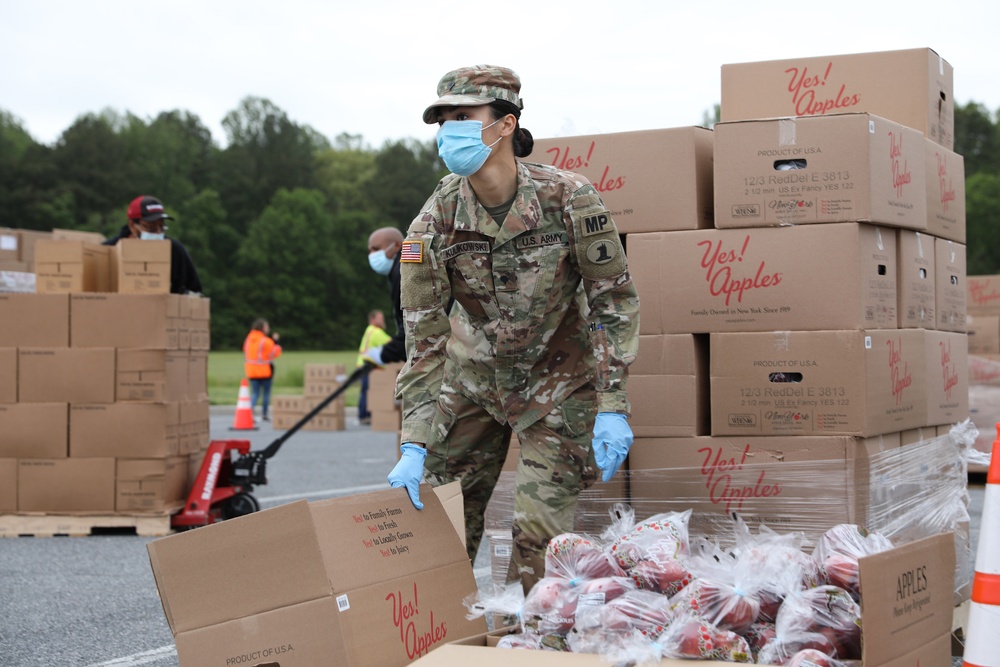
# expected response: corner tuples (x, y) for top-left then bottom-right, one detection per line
(592, 412), (633, 482)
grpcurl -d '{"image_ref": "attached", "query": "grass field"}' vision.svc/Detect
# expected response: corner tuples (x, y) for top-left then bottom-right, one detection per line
(208, 351), (362, 406)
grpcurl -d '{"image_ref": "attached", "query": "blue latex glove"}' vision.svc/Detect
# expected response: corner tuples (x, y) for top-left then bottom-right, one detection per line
(591, 412), (633, 482)
(387, 443), (427, 509)
(363, 346), (384, 367)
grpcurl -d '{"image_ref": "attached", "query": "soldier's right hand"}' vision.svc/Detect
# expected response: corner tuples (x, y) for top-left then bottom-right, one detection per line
(387, 443), (427, 509)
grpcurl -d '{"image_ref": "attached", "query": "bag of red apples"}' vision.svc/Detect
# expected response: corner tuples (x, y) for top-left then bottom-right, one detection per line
(466, 504), (895, 665)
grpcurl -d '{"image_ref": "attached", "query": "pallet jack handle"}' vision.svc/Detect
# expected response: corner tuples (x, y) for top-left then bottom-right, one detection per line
(258, 361), (376, 460)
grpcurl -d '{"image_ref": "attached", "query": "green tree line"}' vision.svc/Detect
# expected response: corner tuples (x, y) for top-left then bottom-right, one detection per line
(1, 99), (999, 350)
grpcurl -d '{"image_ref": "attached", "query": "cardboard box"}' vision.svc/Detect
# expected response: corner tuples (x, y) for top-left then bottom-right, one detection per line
(110, 239), (171, 294)
(0, 403), (69, 458)
(70, 402), (179, 458)
(896, 230), (936, 329)
(370, 408), (402, 432)
(924, 330), (969, 426)
(414, 533), (955, 666)
(710, 329), (927, 437)
(370, 362), (403, 410)
(17, 457), (116, 512)
(967, 314), (1000, 355)
(186, 350), (207, 398)
(147, 484), (486, 667)
(926, 139), (966, 243)
(18, 347), (115, 404)
(116, 349), (189, 402)
(714, 113), (927, 230)
(630, 223), (897, 334)
(71, 293), (181, 348)
(116, 456), (188, 512)
(184, 296), (211, 350)
(33, 239), (111, 293)
(0, 458), (16, 511)
(720, 47), (954, 149)
(273, 410), (304, 431)
(630, 334), (709, 437)
(178, 399), (210, 455)
(629, 433), (901, 541)
(0, 294), (70, 346)
(0, 347), (15, 403)
(936, 238), (967, 333)
(967, 274), (1000, 315)
(529, 127), (714, 233)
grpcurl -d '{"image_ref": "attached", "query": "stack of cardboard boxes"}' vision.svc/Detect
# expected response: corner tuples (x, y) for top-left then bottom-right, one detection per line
(271, 363), (347, 432)
(368, 362), (404, 433)
(965, 275), (1000, 466)
(0, 235), (211, 526)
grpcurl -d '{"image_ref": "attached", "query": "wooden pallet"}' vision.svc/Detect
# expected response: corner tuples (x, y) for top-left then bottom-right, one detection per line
(0, 511), (177, 538)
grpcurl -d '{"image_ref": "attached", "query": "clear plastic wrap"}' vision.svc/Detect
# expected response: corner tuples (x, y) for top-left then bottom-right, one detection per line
(812, 523), (894, 600)
(602, 504), (693, 597)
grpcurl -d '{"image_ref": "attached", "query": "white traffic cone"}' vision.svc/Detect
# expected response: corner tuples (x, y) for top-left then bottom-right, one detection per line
(963, 424), (1000, 666)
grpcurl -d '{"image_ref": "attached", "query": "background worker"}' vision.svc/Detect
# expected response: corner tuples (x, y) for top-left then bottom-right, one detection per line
(356, 309), (393, 425)
(103, 195), (203, 295)
(243, 318), (282, 422)
(387, 65), (639, 594)
(363, 227), (408, 366)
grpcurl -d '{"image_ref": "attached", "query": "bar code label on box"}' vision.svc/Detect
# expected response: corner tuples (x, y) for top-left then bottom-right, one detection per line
(337, 594), (351, 612)
(493, 544), (512, 558)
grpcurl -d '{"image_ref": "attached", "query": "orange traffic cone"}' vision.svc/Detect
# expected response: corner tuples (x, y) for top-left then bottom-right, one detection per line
(964, 424), (1000, 666)
(229, 379), (258, 431)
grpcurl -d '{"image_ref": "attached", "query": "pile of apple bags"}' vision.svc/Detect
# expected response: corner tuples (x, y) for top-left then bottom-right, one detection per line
(468, 504), (895, 666)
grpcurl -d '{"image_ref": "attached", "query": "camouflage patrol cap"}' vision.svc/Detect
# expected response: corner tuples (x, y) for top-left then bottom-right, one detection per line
(422, 65), (523, 124)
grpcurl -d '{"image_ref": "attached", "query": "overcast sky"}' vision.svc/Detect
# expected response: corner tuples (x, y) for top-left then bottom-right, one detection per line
(2, 1), (998, 149)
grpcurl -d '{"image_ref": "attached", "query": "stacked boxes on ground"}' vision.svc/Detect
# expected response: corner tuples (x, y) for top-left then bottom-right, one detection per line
(0, 234), (211, 516)
(271, 363), (347, 432)
(965, 275), (1000, 465)
(368, 362), (403, 433)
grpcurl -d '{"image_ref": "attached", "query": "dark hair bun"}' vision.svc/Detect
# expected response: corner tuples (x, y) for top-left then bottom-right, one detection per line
(515, 127), (533, 158)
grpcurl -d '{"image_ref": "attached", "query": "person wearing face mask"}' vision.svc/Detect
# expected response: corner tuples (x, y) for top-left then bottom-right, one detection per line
(387, 65), (639, 594)
(103, 195), (203, 295)
(362, 227), (408, 368)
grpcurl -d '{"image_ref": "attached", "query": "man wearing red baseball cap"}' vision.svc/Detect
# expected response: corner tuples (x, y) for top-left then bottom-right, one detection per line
(103, 195), (203, 294)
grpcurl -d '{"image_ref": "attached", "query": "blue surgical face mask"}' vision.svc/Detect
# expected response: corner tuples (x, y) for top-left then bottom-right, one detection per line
(368, 248), (394, 275)
(139, 232), (166, 240)
(436, 118), (503, 177)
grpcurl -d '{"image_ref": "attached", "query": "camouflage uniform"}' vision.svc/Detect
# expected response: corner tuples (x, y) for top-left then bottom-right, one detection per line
(397, 161), (639, 592)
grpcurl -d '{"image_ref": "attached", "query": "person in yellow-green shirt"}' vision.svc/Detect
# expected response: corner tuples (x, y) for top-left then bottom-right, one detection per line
(356, 310), (393, 425)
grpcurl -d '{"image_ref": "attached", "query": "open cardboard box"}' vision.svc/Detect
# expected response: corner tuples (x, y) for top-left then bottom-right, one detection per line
(147, 482), (484, 666)
(412, 532), (955, 666)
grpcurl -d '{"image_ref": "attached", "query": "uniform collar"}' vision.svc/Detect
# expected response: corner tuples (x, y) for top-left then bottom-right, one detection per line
(454, 163), (541, 246)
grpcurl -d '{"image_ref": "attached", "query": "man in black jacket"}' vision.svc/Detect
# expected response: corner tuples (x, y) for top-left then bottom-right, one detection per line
(103, 195), (203, 295)
(364, 227), (406, 364)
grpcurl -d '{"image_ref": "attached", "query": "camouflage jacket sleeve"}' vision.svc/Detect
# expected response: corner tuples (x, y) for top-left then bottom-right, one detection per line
(565, 184), (640, 415)
(395, 212), (452, 445)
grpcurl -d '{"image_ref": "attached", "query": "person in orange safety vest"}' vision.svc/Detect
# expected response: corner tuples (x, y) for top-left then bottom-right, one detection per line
(243, 318), (282, 421)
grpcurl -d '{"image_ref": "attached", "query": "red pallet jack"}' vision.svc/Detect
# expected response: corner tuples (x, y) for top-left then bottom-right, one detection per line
(171, 363), (374, 529)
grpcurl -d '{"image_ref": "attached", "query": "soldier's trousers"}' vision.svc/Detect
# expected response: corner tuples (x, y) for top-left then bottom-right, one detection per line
(422, 381), (598, 594)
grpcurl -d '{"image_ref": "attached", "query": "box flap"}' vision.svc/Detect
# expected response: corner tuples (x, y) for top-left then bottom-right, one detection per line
(310, 484), (468, 592)
(858, 531), (955, 665)
(117, 238), (171, 263)
(146, 500), (332, 635)
(432, 481), (466, 549)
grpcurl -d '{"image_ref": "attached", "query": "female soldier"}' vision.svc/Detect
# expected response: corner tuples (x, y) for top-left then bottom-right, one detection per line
(388, 65), (639, 592)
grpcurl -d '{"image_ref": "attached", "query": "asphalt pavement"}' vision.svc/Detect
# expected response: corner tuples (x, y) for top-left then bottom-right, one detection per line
(0, 409), (988, 666)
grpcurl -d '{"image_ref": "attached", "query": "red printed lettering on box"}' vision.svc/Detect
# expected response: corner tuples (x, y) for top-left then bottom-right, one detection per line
(698, 445), (782, 513)
(938, 338), (960, 399)
(387, 582), (448, 660)
(539, 142), (626, 193)
(889, 131), (913, 198)
(786, 63), (862, 116)
(886, 337), (913, 406)
(936, 152), (957, 211)
(699, 235), (782, 306)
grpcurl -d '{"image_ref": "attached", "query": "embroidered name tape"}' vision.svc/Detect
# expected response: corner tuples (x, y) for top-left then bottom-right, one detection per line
(442, 240), (490, 261)
(400, 240), (424, 263)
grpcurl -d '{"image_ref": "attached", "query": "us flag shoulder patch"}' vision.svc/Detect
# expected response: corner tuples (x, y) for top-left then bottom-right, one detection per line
(400, 240), (424, 263)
